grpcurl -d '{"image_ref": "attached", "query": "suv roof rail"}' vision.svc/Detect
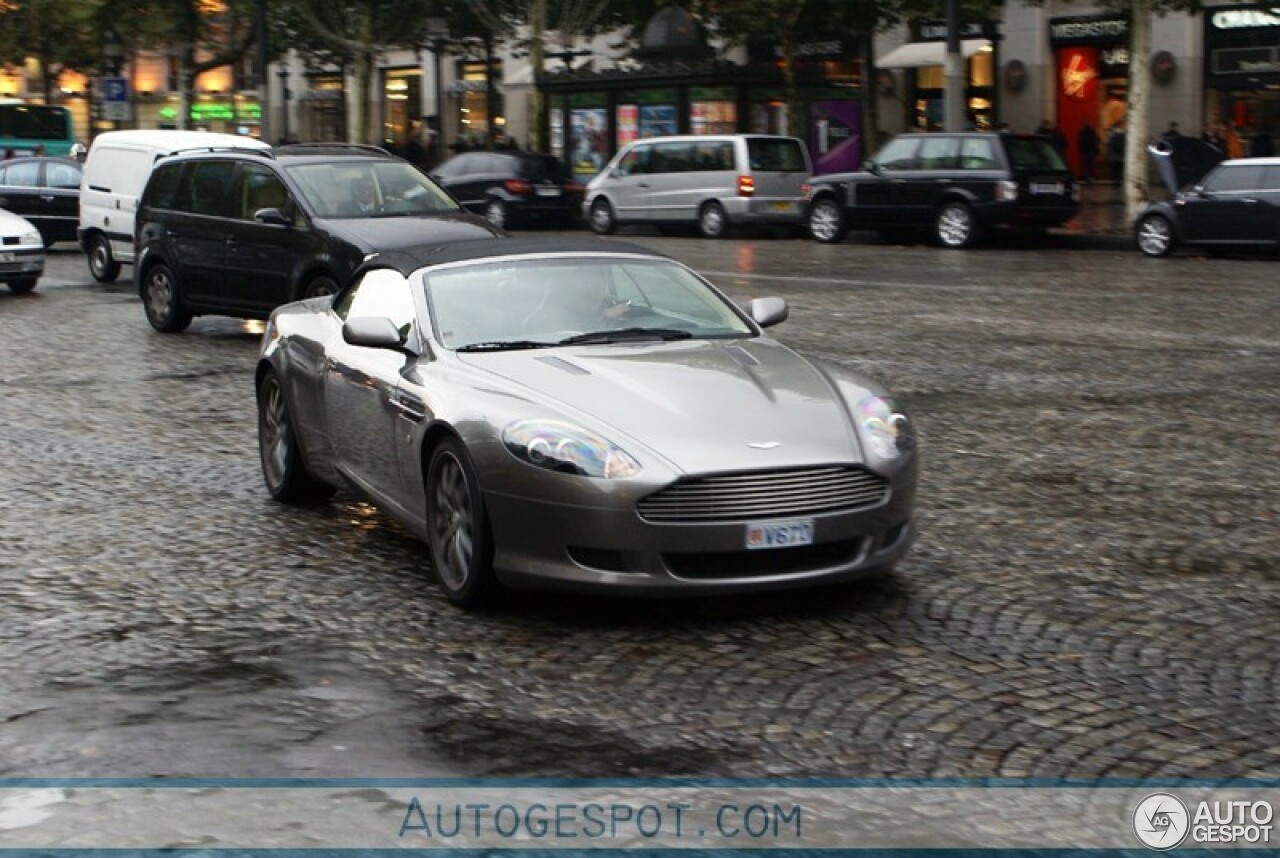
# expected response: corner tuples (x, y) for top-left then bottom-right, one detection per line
(274, 142), (393, 157)
(158, 145), (277, 160)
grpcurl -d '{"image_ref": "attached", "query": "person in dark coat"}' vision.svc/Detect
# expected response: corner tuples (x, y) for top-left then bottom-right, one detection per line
(1250, 131), (1275, 157)
(1076, 122), (1100, 184)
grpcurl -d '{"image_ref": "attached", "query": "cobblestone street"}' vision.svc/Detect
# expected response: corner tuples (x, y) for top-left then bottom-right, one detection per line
(1, 238), (1277, 780)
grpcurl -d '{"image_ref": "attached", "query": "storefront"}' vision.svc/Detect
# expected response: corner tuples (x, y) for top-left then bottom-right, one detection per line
(876, 20), (999, 132)
(453, 59), (505, 148)
(1048, 14), (1130, 176)
(382, 68), (422, 150)
(545, 71), (866, 180)
(1204, 5), (1280, 152)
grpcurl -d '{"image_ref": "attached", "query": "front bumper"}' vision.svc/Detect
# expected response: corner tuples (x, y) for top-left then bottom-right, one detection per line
(482, 470), (917, 595)
(0, 246), (44, 279)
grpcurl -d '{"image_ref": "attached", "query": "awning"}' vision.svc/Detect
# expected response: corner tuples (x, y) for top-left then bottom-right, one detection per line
(876, 38), (991, 69)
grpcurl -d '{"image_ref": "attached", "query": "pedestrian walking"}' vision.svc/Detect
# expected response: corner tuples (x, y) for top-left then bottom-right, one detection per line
(1076, 122), (1099, 184)
(1106, 125), (1125, 182)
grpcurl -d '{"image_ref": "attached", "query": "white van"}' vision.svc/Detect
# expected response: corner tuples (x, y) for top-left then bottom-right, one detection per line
(583, 134), (812, 238)
(78, 130), (270, 282)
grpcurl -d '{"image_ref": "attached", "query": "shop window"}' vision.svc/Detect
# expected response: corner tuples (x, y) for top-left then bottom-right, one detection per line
(691, 100), (736, 135)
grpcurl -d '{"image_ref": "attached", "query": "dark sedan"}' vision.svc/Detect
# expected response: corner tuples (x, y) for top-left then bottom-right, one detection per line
(0, 156), (81, 246)
(1135, 149), (1280, 257)
(430, 151), (583, 229)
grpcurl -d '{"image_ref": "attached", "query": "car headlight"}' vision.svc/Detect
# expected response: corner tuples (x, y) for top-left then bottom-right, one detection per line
(503, 419), (642, 479)
(855, 396), (915, 459)
(20, 230), (40, 247)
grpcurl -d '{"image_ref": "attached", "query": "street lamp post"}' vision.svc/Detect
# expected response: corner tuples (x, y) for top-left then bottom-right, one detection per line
(277, 65), (291, 143)
(425, 17), (449, 165)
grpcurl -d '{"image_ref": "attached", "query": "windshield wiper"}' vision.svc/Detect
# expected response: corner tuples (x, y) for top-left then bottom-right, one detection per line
(557, 327), (693, 346)
(456, 340), (556, 353)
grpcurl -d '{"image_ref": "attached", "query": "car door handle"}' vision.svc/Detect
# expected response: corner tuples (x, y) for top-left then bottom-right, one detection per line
(40, 193), (55, 201)
(1242, 198), (1259, 205)
(636, 182), (649, 188)
(225, 236), (239, 245)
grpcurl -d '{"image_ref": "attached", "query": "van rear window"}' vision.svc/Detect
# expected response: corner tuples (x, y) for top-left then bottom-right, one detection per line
(747, 138), (807, 172)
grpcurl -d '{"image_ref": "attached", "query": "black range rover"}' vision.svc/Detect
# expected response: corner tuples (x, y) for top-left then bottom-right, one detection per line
(804, 132), (1079, 248)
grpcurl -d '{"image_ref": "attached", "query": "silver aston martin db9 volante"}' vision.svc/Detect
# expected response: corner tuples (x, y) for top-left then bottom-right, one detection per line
(256, 237), (918, 606)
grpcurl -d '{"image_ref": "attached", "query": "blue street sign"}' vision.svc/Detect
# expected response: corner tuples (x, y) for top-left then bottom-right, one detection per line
(103, 77), (128, 102)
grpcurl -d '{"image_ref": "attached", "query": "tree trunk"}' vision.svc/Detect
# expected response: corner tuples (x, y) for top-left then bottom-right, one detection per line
(1123, 0), (1153, 225)
(354, 49), (374, 144)
(528, 0), (546, 152)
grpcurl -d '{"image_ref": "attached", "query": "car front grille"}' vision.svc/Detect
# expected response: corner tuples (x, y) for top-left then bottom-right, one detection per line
(637, 466), (889, 524)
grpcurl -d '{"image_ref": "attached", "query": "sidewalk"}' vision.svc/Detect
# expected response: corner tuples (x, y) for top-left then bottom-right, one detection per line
(1053, 179), (1133, 248)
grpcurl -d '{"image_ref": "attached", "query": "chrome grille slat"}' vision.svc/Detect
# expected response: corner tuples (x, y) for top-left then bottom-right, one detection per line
(638, 466), (889, 524)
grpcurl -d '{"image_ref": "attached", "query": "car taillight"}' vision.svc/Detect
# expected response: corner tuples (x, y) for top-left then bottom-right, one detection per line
(504, 178), (532, 194)
(801, 182), (812, 199)
(737, 175), (755, 197)
(563, 180), (584, 192)
(995, 180), (1018, 201)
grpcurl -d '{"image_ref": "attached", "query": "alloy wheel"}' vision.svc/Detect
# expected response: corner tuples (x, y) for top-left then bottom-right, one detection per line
(1137, 215), (1174, 257)
(937, 203), (974, 248)
(260, 377), (290, 493)
(809, 200), (844, 243)
(431, 451), (475, 592)
(485, 199), (507, 229)
(699, 203), (727, 238)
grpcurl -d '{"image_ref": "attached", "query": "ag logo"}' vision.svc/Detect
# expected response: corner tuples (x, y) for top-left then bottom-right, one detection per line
(1133, 793), (1190, 850)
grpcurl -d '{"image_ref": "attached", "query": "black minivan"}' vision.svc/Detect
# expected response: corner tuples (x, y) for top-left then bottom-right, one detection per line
(133, 144), (500, 333)
(804, 132), (1079, 248)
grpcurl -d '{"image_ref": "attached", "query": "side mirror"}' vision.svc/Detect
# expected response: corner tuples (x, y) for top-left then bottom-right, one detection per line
(342, 316), (410, 352)
(254, 207), (291, 226)
(609, 167), (624, 179)
(864, 159), (882, 175)
(749, 296), (789, 328)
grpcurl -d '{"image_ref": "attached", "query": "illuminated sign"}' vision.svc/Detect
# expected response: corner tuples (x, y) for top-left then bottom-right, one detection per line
(158, 102), (261, 121)
(1210, 8), (1280, 30)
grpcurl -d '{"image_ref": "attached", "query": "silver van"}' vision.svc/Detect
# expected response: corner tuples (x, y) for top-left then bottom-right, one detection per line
(584, 134), (812, 238)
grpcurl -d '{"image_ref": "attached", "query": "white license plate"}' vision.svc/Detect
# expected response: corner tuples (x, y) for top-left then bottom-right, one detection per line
(746, 518), (814, 550)
(1030, 182), (1063, 195)
(535, 186), (562, 197)
(0, 252), (13, 263)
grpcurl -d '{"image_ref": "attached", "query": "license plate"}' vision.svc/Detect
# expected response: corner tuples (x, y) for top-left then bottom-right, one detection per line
(0, 252), (12, 263)
(535, 186), (562, 197)
(1030, 182), (1063, 195)
(770, 201), (793, 211)
(746, 518), (814, 550)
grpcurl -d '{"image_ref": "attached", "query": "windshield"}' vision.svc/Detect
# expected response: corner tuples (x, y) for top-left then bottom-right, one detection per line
(425, 256), (754, 350)
(284, 160), (458, 218)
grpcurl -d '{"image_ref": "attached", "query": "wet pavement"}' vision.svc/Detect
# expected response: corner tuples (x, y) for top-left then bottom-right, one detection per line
(0, 238), (1276, 780)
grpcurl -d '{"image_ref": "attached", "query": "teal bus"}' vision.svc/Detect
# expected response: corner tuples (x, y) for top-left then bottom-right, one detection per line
(0, 102), (75, 157)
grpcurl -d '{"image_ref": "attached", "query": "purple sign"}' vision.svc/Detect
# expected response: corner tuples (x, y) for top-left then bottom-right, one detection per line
(808, 100), (863, 175)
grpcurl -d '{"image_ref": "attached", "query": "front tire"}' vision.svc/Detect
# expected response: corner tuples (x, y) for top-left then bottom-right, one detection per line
(1136, 213), (1176, 257)
(141, 263), (192, 333)
(88, 234), (121, 283)
(5, 277), (37, 294)
(302, 275), (338, 300)
(808, 197), (846, 244)
(588, 198), (616, 235)
(257, 372), (335, 504)
(426, 437), (497, 608)
(698, 201), (729, 239)
(936, 201), (977, 248)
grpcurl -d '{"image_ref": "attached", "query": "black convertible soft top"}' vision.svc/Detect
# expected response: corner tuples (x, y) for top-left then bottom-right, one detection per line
(365, 237), (668, 277)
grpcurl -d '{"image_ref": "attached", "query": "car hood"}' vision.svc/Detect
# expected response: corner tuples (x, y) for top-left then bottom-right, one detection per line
(459, 338), (864, 474)
(318, 211), (503, 252)
(0, 207), (37, 236)
(1147, 139), (1225, 195)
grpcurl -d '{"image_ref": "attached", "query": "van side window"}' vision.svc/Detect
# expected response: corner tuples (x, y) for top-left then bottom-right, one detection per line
(918, 136), (960, 170)
(651, 142), (694, 174)
(145, 163), (185, 209)
(958, 138), (997, 170)
(691, 141), (734, 171)
(238, 163), (290, 220)
(182, 161), (236, 218)
(873, 137), (921, 171)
